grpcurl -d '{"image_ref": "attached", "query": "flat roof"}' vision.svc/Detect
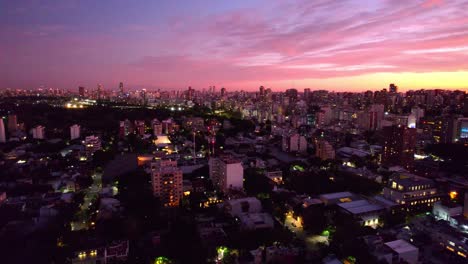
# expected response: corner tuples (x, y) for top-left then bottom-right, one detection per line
(338, 199), (384, 215)
(320, 191), (354, 200)
(384, 239), (418, 254)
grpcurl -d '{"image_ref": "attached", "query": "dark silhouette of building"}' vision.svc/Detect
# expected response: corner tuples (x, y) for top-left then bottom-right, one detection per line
(389, 83), (398, 93)
(382, 125), (416, 169)
(78, 86), (86, 97)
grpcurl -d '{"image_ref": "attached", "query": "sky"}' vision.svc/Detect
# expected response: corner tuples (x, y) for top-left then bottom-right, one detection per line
(1, 0), (468, 92)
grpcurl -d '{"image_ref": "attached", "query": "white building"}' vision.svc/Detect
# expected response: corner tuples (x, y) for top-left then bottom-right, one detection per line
(70, 124), (81, 140)
(0, 118), (5, 143)
(383, 240), (419, 264)
(209, 156), (244, 192)
(224, 197), (273, 230)
(433, 201), (463, 226)
(32, 125), (45, 139)
(224, 197), (262, 217)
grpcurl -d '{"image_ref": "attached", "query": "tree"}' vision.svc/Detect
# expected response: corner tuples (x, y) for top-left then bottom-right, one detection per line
(243, 168), (273, 196)
(301, 206), (327, 235)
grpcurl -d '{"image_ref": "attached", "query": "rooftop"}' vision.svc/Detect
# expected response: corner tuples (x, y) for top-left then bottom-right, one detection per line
(320, 191), (354, 200)
(338, 199), (384, 215)
(384, 239), (418, 254)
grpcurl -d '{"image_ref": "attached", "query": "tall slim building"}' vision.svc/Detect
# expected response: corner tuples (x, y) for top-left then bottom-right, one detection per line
(389, 83), (398, 93)
(304, 88), (311, 101)
(119, 119), (133, 138)
(7, 115), (17, 133)
(220, 87), (226, 97)
(134, 120), (145, 136)
(119, 82), (124, 95)
(97, 84), (103, 99)
(152, 119), (163, 136)
(0, 118), (6, 143)
(151, 160), (183, 207)
(382, 125), (416, 169)
(70, 124), (81, 140)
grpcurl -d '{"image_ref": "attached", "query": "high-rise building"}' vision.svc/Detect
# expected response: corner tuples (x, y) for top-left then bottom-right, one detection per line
(285, 88), (298, 103)
(221, 87), (226, 97)
(85, 135), (101, 154)
(32, 125), (45, 139)
(162, 118), (178, 134)
(389, 83), (398, 93)
(316, 106), (333, 128)
(119, 82), (124, 95)
(186, 86), (194, 101)
(454, 117), (468, 143)
(119, 119), (133, 138)
(357, 109), (382, 131)
(134, 120), (145, 136)
(282, 133), (307, 153)
(7, 114), (17, 134)
(382, 125), (416, 168)
(0, 118), (6, 143)
(70, 124), (81, 140)
(259, 86), (265, 97)
(209, 156), (244, 193)
(315, 139), (335, 160)
(97, 84), (103, 99)
(78, 86), (86, 97)
(304, 88), (311, 101)
(152, 119), (163, 136)
(151, 159), (183, 207)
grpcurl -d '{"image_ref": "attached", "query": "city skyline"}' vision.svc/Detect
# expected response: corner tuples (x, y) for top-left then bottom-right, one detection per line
(1, 0), (468, 91)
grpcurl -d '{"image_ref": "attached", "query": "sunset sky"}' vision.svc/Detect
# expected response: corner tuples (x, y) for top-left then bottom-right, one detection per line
(1, 0), (468, 92)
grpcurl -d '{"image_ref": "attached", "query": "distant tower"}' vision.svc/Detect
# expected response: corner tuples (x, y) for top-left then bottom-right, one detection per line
(259, 86), (265, 96)
(97, 84), (103, 99)
(221, 87), (226, 97)
(389, 83), (398, 93)
(78, 86), (86, 97)
(0, 118), (6, 143)
(7, 115), (17, 134)
(119, 82), (124, 95)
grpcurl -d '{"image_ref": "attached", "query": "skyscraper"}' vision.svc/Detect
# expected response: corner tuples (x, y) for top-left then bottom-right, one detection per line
(0, 118), (6, 143)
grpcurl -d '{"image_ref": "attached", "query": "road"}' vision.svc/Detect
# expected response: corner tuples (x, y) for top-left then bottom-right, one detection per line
(71, 172), (102, 231)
